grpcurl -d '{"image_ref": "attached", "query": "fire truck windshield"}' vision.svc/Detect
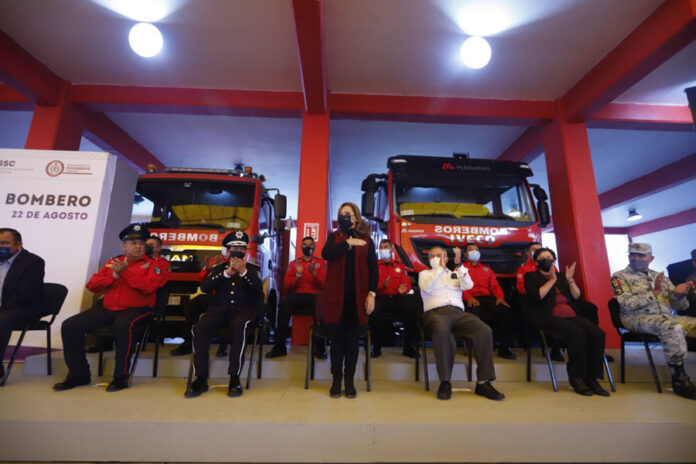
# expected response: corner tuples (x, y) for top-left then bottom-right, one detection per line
(133, 179), (256, 230)
(394, 173), (536, 226)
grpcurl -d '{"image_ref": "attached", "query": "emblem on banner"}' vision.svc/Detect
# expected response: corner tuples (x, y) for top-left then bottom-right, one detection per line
(45, 160), (65, 177)
(303, 222), (319, 241)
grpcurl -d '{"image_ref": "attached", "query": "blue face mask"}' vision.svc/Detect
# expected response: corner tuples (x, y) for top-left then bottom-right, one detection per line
(467, 250), (481, 262)
(0, 247), (12, 260)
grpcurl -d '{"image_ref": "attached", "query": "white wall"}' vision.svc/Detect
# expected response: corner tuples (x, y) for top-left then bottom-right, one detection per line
(633, 223), (696, 272)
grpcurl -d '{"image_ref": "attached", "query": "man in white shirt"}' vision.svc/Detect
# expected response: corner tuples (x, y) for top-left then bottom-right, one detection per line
(419, 246), (504, 400)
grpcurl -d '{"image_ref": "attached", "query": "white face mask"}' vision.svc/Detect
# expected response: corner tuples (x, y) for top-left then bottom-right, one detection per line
(378, 249), (391, 260)
(221, 246), (230, 258)
(430, 256), (441, 270)
(467, 250), (481, 262)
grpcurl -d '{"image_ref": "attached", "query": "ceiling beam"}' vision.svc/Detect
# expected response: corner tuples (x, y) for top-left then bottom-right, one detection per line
(0, 31), (64, 105)
(561, 0), (696, 122)
(589, 103), (694, 131)
(292, 0), (327, 114)
(80, 110), (165, 172)
(627, 207), (696, 237)
(599, 152), (696, 209)
(497, 125), (546, 162)
(0, 83), (33, 110)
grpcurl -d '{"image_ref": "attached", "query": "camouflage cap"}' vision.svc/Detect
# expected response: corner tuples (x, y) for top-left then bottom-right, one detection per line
(628, 242), (652, 254)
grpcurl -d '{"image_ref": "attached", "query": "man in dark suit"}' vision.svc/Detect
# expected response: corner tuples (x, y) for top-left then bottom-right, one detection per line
(0, 228), (45, 383)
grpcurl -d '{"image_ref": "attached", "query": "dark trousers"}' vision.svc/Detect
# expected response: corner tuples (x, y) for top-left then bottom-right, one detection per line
(0, 308), (40, 362)
(192, 305), (256, 378)
(468, 295), (516, 350)
(369, 293), (422, 350)
(329, 320), (363, 379)
(61, 305), (153, 380)
(182, 294), (211, 343)
(537, 315), (605, 380)
(274, 292), (324, 351)
(423, 306), (496, 382)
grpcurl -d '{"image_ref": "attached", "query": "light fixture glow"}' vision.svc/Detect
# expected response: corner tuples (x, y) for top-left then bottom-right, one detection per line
(128, 22), (163, 58)
(460, 36), (491, 69)
(627, 208), (642, 222)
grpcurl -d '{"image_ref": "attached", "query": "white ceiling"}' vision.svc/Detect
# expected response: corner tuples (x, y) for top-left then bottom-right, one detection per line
(0, 0), (694, 231)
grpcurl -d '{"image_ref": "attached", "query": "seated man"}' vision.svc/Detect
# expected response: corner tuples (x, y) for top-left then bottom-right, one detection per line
(419, 246), (504, 401)
(266, 236), (327, 359)
(54, 224), (161, 392)
(0, 228), (45, 383)
(145, 235), (171, 288)
(186, 231), (263, 398)
(612, 242), (696, 400)
(369, 239), (421, 358)
(461, 244), (516, 360)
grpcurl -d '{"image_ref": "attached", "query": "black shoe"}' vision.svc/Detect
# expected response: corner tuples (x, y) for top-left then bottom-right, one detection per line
(370, 347), (382, 358)
(475, 381), (505, 401)
(437, 381), (452, 400)
(402, 345), (420, 359)
(330, 375), (342, 398)
(585, 378), (610, 397)
(228, 376), (243, 397)
(0, 363), (5, 384)
(185, 376), (209, 398)
(498, 347), (517, 360)
(569, 377), (593, 396)
(170, 343), (192, 356)
(53, 376), (91, 391)
(216, 345), (228, 358)
(314, 349), (328, 360)
(550, 347), (565, 362)
(671, 367), (696, 400)
(265, 345), (287, 358)
(344, 377), (356, 398)
(106, 377), (129, 392)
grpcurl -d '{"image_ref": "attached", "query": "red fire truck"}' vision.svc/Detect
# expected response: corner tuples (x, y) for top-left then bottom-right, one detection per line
(360, 154), (550, 288)
(132, 166), (288, 325)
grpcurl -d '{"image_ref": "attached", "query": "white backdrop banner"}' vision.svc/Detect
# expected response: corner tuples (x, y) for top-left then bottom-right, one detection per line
(0, 149), (138, 349)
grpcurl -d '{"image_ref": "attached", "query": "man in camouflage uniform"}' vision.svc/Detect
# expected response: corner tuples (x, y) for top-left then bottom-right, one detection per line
(611, 243), (696, 399)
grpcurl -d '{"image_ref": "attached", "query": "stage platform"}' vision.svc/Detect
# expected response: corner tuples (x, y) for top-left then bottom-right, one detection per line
(2, 345), (696, 463)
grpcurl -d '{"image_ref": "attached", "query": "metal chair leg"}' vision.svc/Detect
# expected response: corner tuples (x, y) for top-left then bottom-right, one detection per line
(466, 339), (472, 382)
(603, 353), (616, 392)
(643, 339), (662, 393)
(127, 325), (150, 386)
(421, 327), (429, 391)
(46, 326), (52, 375)
(184, 354), (194, 395)
(366, 329), (371, 392)
(1, 329), (26, 386)
(153, 319), (161, 378)
(257, 321), (263, 379)
(540, 331), (558, 392)
(526, 343), (532, 382)
(304, 326), (314, 389)
(620, 337), (626, 384)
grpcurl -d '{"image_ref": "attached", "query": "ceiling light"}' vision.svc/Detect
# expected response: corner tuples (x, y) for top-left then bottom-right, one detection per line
(627, 208), (642, 222)
(460, 36), (491, 69)
(128, 22), (163, 58)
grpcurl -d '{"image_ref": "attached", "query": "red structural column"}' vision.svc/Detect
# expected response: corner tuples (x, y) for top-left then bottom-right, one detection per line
(296, 112), (330, 256)
(542, 109), (618, 347)
(25, 81), (82, 150)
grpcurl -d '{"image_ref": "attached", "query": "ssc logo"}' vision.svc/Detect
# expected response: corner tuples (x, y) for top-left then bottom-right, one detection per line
(45, 160), (65, 177)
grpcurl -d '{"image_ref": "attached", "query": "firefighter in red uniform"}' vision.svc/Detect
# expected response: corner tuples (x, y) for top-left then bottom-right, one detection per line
(369, 239), (422, 358)
(461, 244), (517, 360)
(170, 252), (228, 357)
(54, 224), (161, 392)
(146, 235), (171, 288)
(266, 236), (327, 358)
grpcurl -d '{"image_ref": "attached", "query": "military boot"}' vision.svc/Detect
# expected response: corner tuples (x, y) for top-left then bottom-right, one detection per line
(670, 364), (696, 400)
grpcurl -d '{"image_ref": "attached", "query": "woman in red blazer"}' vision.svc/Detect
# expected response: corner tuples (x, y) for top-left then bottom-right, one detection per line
(321, 202), (378, 398)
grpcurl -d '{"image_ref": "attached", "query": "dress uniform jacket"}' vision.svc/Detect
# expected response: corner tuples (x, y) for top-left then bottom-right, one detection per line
(200, 262), (263, 314)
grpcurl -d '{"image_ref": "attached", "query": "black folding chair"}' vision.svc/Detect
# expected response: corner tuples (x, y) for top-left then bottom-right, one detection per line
(1, 283), (68, 386)
(184, 317), (265, 394)
(304, 324), (372, 391)
(419, 324), (473, 391)
(527, 327), (615, 392)
(149, 285), (170, 377)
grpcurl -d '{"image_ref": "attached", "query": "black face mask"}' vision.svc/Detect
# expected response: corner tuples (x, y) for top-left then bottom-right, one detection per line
(145, 245), (155, 256)
(229, 251), (245, 259)
(301, 246), (314, 257)
(538, 258), (554, 272)
(338, 215), (353, 230)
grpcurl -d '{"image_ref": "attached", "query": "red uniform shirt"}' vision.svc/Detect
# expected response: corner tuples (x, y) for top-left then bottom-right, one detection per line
(284, 256), (326, 294)
(516, 259), (537, 295)
(377, 259), (412, 296)
(86, 255), (161, 310)
(151, 255), (171, 288)
(197, 255), (229, 283)
(462, 261), (504, 300)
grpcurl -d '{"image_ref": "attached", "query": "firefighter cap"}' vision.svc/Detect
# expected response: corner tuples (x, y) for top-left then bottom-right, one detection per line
(628, 242), (652, 254)
(222, 230), (249, 248)
(119, 223), (150, 242)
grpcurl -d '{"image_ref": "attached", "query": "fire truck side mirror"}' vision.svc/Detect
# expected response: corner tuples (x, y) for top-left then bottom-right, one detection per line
(530, 184), (550, 227)
(274, 194), (287, 219)
(361, 191), (376, 219)
(273, 218), (285, 232)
